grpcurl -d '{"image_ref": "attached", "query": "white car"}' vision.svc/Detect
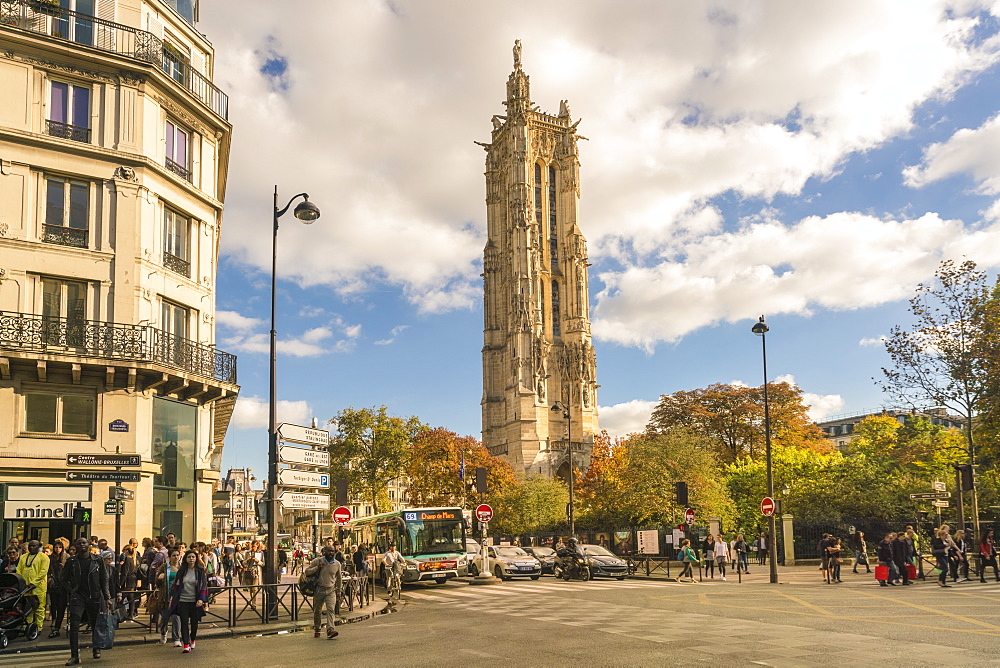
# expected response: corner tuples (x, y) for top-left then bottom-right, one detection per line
(470, 546), (541, 580)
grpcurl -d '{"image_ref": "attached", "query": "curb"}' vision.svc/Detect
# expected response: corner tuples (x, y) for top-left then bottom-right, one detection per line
(0, 598), (391, 655)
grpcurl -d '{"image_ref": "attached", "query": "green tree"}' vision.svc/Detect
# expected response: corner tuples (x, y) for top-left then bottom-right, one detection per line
(491, 475), (568, 536)
(326, 406), (426, 514)
(405, 428), (518, 508)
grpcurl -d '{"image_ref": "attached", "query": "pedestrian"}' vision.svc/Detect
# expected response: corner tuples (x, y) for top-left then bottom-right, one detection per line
(876, 533), (895, 586)
(931, 529), (951, 588)
(155, 549), (182, 645)
(677, 539), (699, 583)
(826, 536), (844, 583)
(305, 545), (342, 639)
(118, 544), (138, 618)
(222, 538), (236, 585)
(1, 546), (19, 573)
(817, 533), (831, 583)
(851, 531), (871, 574)
(891, 532), (911, 585)
(732, 534), (750, 574)
(352, 542), (369, 576)
(61, 536), (111, 664)
(167, 550), (209, 653)
(713, 534), (730, 581)
(757, 532), (768, 565)
(951, 529), (969, 583)
(979, 529), (999, 583)
(48, 539), (69, 638)
(16, 540), (49, 633)
(702, 534), (716, 579)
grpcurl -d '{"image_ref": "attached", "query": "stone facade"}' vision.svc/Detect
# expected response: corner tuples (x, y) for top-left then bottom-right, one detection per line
(480, 41), (598, 477)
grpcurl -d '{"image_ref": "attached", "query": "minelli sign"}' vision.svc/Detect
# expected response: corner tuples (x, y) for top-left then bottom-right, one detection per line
(3, 501), (79, 520)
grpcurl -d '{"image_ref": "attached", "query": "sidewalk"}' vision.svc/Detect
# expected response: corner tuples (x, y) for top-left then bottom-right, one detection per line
(0, 585), (390, 655)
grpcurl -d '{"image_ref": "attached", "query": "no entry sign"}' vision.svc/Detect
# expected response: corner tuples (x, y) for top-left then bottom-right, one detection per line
(475, 503), (493, 523)
(333, 506), (352, 526)
(761, 497), (775, 516)
(684, 508), (695, 524)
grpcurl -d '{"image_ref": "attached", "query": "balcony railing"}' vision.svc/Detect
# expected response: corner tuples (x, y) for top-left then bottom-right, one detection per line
(46, 119), (90, 143)
(0, 311), (237, 384)
(42, 223), (88, 248)
(165, 157), (192, 182)
(164, 251), (191, 277)
(0, 0), (228, 120)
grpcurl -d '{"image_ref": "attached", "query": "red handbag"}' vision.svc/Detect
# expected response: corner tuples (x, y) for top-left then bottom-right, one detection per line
(875, 564), (889, 581)
(906, 563), (917, 579)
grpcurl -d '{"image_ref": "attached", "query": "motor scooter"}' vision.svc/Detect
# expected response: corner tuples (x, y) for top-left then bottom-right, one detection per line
(553, 554), (591, 581)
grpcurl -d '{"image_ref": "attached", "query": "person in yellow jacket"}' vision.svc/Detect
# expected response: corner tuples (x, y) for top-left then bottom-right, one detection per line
(16, 539), (50, 630)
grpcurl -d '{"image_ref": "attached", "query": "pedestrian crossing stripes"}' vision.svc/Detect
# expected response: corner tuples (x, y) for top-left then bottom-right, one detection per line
(402, 580), (674, 602)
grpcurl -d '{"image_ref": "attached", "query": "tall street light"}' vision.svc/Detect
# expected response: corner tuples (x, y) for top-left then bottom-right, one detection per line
(266, 186), (320, 617)
(752, 315), (779, 584)
(551, 400), (574, 536)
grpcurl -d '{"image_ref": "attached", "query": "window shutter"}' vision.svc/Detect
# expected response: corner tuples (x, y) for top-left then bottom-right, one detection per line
(95, 0), (116, 50)
(190, 50), (206, 76)
(146, 13), (164, 38)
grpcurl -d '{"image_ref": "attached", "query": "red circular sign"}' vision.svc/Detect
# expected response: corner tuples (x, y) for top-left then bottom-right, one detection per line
(475, 504), (493, 523)
(684, 508), (695, 524)
(333, 506), (352, 526)
(761, 497), (775, 516)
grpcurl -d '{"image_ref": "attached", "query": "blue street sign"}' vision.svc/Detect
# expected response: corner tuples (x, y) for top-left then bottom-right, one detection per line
(108, 419), (129, 432)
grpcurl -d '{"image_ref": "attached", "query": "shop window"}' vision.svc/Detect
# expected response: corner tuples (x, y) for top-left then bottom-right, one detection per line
(152, 397), (196, 542)
(22, 389), (95, 437)
(163, 207), (191, 277)
(165, 119), (191, 182)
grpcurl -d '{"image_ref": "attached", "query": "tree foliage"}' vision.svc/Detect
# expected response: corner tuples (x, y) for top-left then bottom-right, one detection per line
(646, 382), (828, 462)
(490, 475), (568, 536)
(326, 405), (426, 514)
(405, 428), (518, 508)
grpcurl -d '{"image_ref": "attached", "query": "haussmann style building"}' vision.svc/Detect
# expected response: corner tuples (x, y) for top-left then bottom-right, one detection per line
(0, 0), (237, 548)
(480, 41), (599, 478)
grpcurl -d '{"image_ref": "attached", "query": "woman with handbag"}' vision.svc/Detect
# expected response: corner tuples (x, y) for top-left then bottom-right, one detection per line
(851, 531), (870, 574)
(154, 550), (182, 645)
(118, 545), (138, 619)
(167, 550), (209, 653)
(826, 537), (844, 583)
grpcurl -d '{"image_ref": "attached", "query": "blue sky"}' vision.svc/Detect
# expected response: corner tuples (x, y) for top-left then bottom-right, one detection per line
(199, 1), (1000, 476)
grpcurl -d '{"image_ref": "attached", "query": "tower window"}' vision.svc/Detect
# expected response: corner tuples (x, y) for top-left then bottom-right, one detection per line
(552, 280), (561, 337)
(548, 166), (558, 271)
(534, 163), (542, 228)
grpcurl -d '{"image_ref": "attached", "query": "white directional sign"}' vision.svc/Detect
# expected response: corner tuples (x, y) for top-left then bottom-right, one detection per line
(277, 469), (330, 488)
(277, 492), (330, 510)
(277, 423), (330, 446)
(278, 445), (330, 467)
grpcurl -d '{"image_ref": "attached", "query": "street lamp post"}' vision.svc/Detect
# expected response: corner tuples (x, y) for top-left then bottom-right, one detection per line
(752, 315), (779, 584)
(266, 186), (320, 618)
(551, 400), (574, 536)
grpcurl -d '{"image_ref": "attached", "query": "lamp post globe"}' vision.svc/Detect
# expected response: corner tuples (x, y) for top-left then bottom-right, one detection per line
(293, 199), (320, 223)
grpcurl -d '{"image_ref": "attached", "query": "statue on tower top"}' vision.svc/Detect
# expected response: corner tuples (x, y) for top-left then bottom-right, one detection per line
(513, 39), (522, 69)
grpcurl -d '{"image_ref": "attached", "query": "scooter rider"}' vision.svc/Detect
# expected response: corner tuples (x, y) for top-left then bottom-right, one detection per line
(556, 538), (587, 577)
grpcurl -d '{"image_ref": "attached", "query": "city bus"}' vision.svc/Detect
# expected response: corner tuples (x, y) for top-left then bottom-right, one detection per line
(346, 507), (470, 584)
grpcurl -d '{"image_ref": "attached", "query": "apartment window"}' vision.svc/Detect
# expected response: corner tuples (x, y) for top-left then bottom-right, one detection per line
(23, 389), (95, 437)
(43, 177), (89, 248)
(50, 0), (95, 44)
(165, 120), (191, 181)
(47, 80), (90, 142)
(41, 276), (86, 346)
(162, 33), (190, 84)
(163, 208), (191, 277)
(161, 299), (189, 339)
(158, 299), (190, 367)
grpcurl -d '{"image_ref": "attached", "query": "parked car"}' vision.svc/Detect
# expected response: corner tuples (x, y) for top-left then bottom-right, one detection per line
(470, 546), (541, 580)
(521, 546), (557, 574)
(581, 544), (629, 580)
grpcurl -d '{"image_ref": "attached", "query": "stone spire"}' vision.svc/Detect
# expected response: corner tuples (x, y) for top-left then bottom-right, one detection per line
(505, 39), (531, 113)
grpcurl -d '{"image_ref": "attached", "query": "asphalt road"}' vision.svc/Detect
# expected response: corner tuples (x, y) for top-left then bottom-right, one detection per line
(5, 570), (999, 667)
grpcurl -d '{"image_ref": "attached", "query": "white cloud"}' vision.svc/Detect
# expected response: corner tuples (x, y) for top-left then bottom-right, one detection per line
(859, 336), (887, 347)
(775, 374), (843, 422)
(598, 399), (657, 438)
(231, 395), (313, 430)
(199, 1), (1000, 329)
(216, 310), (263, 332)
(904, 114), (1000, 193)
(374, 325), (409, 346)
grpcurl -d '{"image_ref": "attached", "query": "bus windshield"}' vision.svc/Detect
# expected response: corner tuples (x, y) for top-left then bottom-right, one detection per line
(404, 516), (466, 556)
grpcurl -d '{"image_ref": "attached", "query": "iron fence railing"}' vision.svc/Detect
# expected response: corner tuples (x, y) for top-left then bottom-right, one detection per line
(0, 0), (228, 120)
(0, 311), (237, 384)
(163, 251), (191, 277)
(45, 119), (91, 142)
(41, 223), (88, 248)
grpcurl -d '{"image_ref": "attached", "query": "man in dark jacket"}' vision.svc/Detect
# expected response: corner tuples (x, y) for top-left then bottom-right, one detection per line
(891, 532), (912, 585)
(876, 533), (896, 586)
(61, 537), (111, 665)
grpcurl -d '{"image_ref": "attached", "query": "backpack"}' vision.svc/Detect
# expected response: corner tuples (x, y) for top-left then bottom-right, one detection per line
(298, 567), (320, 597)
(676, 549), (685, 562)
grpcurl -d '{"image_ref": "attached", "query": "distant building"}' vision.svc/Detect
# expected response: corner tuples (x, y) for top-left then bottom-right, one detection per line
(220, 468), (263, 535)
(817, 408), (965, 449)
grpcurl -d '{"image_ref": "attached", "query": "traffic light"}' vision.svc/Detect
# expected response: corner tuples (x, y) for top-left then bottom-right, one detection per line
(475, 467), (488, 494)
(958, 464), (979, 491)
(73, 507), (92, 523)
(678, 524), (687, 532)
(336, 479), (349, 506)
(674, 481), (688, 507)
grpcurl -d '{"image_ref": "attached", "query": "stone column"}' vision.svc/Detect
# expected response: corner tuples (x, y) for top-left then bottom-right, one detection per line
(781, 514), (795, 566)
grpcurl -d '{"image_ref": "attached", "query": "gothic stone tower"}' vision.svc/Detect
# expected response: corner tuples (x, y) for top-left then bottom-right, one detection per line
(480, 41), (599, 478)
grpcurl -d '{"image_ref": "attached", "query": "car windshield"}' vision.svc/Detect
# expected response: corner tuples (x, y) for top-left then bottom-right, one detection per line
(496, 547), (528, 557)
(530, 547), (555, 557)
(583, 545), (615, 557)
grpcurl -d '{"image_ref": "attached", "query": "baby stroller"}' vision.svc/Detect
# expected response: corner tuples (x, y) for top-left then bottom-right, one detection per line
(0, 573), (40, 648)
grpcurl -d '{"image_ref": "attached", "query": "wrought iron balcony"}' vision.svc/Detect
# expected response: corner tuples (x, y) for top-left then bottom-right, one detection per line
(42, 223), (88, 248)
(0, 311), (237, 384)
(0, 0), (228, 120)
(46, 119), (90, 143)
(165, 157), (192, 182)
(164, 251), (191, 277)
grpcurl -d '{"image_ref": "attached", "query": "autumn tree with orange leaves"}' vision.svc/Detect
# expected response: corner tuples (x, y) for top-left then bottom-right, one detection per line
(404, 428), (518, 508)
